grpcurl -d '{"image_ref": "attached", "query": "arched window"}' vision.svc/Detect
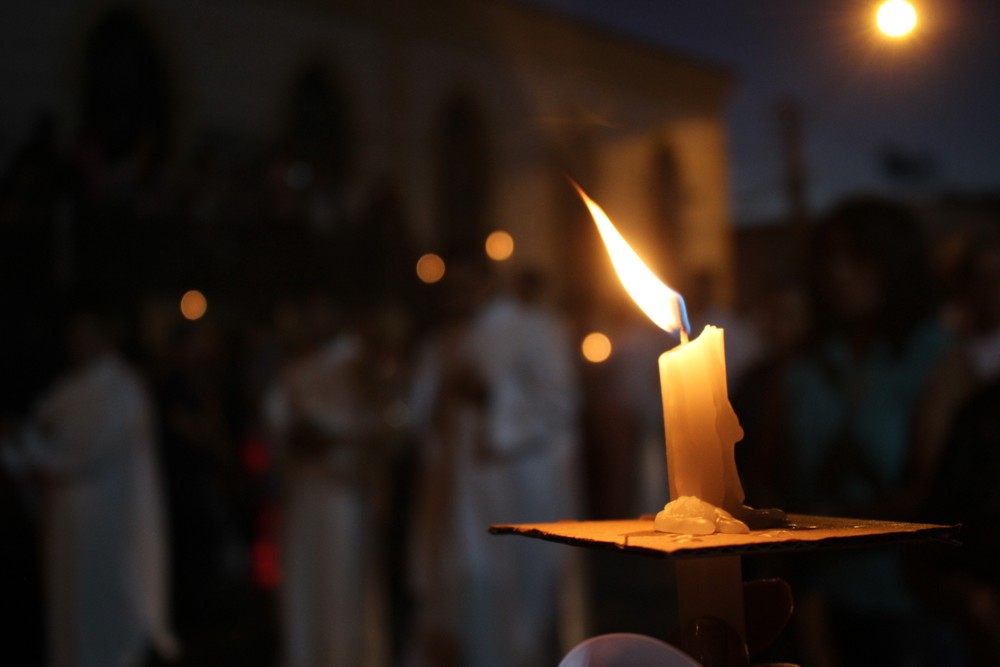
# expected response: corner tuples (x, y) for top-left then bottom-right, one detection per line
(273, 63), (356, 297)
(81, 9), (171, 162)
(286, 63), (354, 181)
(433, 90), (491, 258)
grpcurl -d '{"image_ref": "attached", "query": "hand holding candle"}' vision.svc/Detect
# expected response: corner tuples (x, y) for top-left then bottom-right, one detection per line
(575, 183), (783, 535)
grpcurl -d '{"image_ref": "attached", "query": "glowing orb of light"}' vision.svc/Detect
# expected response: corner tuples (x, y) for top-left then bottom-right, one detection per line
(485, 230), (515, 261)
(581, 332), (613, 363)
(416, 253), (446, 284)
(180, 290), (208, 321)
(877, 0), (917, 38)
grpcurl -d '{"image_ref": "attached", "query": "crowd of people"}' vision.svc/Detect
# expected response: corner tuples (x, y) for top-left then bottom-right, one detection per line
(734, 200), (999, 666)
(1, 122), (999, 667)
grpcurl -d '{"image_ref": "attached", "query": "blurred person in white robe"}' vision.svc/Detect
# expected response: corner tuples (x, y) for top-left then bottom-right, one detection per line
(406, 265), (582, 667)
(3, 310), (175, 667)
(264, 296), (385, 667)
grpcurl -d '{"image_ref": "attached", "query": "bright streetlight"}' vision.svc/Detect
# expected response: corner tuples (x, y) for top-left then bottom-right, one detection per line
(877, 0), (918, 38)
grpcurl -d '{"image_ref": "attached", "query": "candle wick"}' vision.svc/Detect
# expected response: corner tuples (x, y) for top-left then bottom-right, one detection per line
(673, 295), (691, 344)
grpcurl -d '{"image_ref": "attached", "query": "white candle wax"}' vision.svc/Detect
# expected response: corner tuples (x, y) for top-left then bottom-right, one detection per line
(655, 325), (749, 534)
(571, 183), (781, 535)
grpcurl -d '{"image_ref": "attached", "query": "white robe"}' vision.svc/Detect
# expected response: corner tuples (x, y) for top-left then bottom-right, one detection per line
(23, 354), (173, 667)
(408, 296), (581, 667)
(264, 334), (384, 667)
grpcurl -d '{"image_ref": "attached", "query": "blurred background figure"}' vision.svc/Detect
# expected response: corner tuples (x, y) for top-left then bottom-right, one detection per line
(767, 197), (970, 666)
(583, 300), (667, 520)
(949, 227), (1000, 385)
(733, 278), (812, 513)
(153, 320), (246, 659)
(405, 263), (582, 667)
(2, 307), (176, 667)
(264, 294), (386, 667)
(910, 224), (1000, 665)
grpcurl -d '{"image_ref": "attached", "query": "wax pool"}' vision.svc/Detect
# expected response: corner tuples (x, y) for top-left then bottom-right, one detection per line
(655, 325), (749, 534)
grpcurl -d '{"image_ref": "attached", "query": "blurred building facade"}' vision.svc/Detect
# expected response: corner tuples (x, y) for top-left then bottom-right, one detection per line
(1, 0), (736, 315)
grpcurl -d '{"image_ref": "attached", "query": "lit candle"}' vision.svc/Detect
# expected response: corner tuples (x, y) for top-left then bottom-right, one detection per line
(576, 184), (774, 535)
(656, 325), (749, 534)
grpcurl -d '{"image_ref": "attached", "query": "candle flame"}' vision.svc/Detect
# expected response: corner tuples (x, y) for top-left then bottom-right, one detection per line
(573, 182), (690, 336)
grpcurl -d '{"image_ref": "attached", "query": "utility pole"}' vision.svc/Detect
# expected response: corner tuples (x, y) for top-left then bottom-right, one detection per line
(778, 99), (808, 233)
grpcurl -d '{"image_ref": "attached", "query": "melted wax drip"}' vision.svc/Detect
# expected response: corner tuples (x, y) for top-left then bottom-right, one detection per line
(654, 496), (788, 535)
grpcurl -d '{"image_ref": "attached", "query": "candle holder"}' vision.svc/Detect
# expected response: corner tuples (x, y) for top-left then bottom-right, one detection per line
(490, 515), (958, 664)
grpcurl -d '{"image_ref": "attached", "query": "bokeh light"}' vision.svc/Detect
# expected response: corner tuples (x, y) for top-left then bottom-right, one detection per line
(484, 230), (515, 261)
(180, 290), (208, 320)
(581, 332), (613, 363)
(876, 0), (917, 38)
(416, 253), (446, 284)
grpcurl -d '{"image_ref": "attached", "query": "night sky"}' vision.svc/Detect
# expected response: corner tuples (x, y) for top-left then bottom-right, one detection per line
(526, 0), (1000, 223)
